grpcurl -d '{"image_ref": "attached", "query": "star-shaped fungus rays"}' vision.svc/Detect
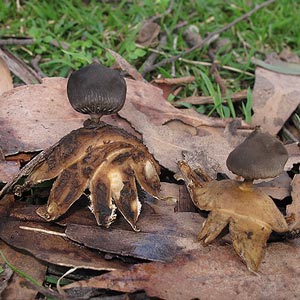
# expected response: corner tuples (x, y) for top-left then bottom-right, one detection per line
(176, 129), (291, 272)
(177, 161), (288, 272)
(14, 124), (161, 231)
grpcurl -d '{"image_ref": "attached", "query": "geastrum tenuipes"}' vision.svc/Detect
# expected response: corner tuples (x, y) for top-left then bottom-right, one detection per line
(177, 129), (289, 271)
(13, 63), (161, 231)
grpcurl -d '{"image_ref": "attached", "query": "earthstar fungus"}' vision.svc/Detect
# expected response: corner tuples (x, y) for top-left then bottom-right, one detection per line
(13, 63), (161, 231)
(177, 129), (289, 272)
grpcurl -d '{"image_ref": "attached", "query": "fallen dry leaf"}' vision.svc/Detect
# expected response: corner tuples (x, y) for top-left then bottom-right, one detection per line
(0, 240), (47, 300)
(183, 25), (202, 47)
(0, 219), (126, 271)
(0, 77), (85, 156)
(0, 57), (13, 96)
(0, 77), (139, 158)
(279, 47), (300, 63)
(251, 67), (300, 134)
(285, 142), (300, 172)
(0, 264), (13, 296)
(107, 48), (144, 81)
(151, 76), (195, 99)
(63, 242), (300, 300)
(65, 211), (203, 262)
(0, 76), (250, 182)
(0, 160), (20, 183)
(136, 20), (160, 47)
(287, 174), (300, 230)
(256, 171), (291, 200)
(120, 79), (250, 177)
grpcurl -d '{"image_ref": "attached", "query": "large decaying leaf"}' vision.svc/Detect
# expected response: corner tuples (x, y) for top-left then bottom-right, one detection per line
(65, 211), (203, 262)
(0, 78), (85, 156)
(251, 67), (300, 135)
(120, 79), (251, 177)
(62, 242), (300, 300)
(0, 77), (251, 181)
(0, 77), (138, 158)
(0, 220), (126, 271)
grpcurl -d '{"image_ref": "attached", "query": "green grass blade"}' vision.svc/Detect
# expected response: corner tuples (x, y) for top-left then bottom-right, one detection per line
(0, 251), (42, 288)
(226, 92), (236, 118)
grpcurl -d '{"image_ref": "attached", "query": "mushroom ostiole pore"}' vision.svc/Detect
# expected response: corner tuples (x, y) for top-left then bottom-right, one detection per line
(67, 63), (126, 124)
(226, 128), (288, 190)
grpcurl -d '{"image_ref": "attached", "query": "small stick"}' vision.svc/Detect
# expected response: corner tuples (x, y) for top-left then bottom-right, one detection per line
(136, 44), (254, 77)
(19, 226), (67, 237)
(141, 35), (167, 77)
(171, 35), (178, 77)
(149, 0), (175, 22)
(208, 48), (227, 96)
(31, 55), (47, 78)
(144, 0), (276, 73)
(175, 89), (247, 106)
(0, 141), (59, 199)
(0, 38), (34, 46)
(0, 47), (42, 84)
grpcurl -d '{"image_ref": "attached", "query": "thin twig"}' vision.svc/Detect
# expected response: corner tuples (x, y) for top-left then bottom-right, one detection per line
(137, 44), (254, 76)
(171, 35), (178, 77)
(208, 48), (227, 95)
(19, 226), (67, 237)
(31, 55), (47, 78)
(0, 38), (34, 46)
(0, 47), (42, 84)
(141, 35), (167, 77)
(143, 0), (276, 73)
(0, 141), (59, 199)
(175, 89), (247, 106)
(149, 0), (175, 22)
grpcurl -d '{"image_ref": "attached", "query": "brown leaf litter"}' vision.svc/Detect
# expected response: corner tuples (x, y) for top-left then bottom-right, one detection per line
(251, 66), (300, 135)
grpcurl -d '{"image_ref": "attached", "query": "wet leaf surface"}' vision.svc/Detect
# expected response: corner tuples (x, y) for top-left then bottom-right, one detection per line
(65, 211), (203, 262)
(0, 220), (127, 271)
(136, 21), (160, 47)
(251, 67), (300, 134)
(63, 241), (300, 300)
